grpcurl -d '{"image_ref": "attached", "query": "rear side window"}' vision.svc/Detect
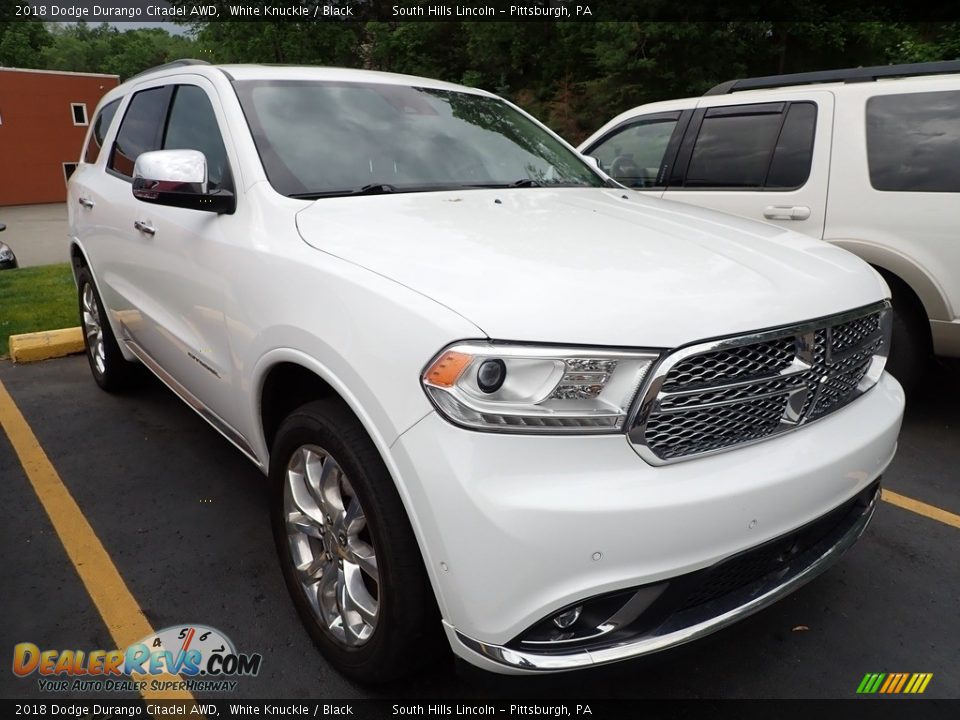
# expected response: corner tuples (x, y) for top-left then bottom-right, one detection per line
(83, 99), (120, 165)
(587, 116), (679, 189)
(766, 103), (817, 188)
(163, 85), (231, 191)
(109, 86), (172, 178)
(683, 102), (816, 189)
(866, 90), (960, 193)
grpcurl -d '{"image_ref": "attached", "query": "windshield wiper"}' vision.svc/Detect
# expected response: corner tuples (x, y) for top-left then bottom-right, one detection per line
(462, 178), (543, 189)
(290, 183), (398, 200)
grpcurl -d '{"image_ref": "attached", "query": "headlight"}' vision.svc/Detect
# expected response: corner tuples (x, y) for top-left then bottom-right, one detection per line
(421, 342), (659, 433)
(0, 243), (14, 262)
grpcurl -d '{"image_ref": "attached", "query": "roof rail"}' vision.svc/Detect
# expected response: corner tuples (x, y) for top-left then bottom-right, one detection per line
(127, 58), (211, 82)
(704, 60), (960, 96)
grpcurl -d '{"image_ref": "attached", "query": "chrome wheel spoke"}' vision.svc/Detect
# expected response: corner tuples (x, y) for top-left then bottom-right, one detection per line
(346, 539), (378, 580)
(340, 496), (366, 536)
(313, 453), (345, 520)
(317, 562), (341, 628)
(338, 563), (378, 642)
(286, 458), (326, 531)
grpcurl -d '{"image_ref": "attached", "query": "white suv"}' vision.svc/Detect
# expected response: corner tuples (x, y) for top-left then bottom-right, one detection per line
(580, 61), (960, 391)
(68, 61), (904, 681)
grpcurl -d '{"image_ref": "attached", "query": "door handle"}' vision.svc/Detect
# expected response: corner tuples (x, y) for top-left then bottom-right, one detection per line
(763, 205), (811, 221)
(134, 220), (156, 237)
(78, 196), (95, 209)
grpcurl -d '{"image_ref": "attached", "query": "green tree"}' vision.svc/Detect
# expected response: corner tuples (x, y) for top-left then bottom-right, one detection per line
(38, 23), (198, 80)
(0, 21), (52, 68)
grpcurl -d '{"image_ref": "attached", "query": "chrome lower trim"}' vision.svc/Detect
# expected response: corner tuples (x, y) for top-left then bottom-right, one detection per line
(454, 487), (879, 671)
(122, 337), (263, 469)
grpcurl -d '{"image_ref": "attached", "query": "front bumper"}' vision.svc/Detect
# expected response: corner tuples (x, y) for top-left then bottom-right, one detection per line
(390, 372), (903, 673)
(453, 480), (878, 671)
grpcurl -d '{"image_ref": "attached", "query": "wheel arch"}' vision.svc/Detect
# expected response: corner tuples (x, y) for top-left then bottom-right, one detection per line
(831, 239), (951, 322)
(69, 239), (137, 363)
(253, 349), (449, 616)
(69, 240), (88, 282)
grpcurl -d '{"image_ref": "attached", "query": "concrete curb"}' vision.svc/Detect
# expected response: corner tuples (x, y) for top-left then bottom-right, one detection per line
(9, 327), (84, 363)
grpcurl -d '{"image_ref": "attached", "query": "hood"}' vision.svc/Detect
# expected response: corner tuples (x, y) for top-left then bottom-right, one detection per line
(296, 188), (886, 348)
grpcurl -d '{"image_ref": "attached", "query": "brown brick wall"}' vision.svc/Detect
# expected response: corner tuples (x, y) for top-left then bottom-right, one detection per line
(0, 70), (120, 206)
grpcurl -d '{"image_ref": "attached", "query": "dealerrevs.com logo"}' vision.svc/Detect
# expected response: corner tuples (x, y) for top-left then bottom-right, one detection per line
(12, 625), (262, 693)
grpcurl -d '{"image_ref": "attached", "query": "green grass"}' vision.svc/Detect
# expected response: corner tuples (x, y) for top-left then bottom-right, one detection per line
(0, 263), (77, 358)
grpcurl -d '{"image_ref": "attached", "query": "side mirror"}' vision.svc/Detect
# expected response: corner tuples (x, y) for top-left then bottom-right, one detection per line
(132, 149), (235, 215)
(582, 153), (609, 178)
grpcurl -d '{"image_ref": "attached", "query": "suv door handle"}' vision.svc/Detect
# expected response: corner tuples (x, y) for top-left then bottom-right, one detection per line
(763, 205), (811, 221)
(78, 197), (95, 209)
(134, 220), (156, 237)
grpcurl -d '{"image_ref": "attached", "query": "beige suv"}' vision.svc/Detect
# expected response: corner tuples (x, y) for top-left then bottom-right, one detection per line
(581, 60), (960, 390)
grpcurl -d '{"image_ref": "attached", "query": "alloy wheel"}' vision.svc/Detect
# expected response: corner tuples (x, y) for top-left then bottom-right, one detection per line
(81, 283), (105, 375)
(283, 444), (380, 647)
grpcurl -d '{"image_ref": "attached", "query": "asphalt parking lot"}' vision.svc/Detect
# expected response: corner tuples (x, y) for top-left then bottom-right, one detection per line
(0, 355), (957, 700)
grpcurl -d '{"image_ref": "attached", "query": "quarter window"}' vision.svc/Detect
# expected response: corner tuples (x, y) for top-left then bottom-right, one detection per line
(163, 85), (231, 191)
(866, 90), (960, 193)
(587, 117), (679, 189)
(83, 99), (121, 165)
(766, 103), (817, 189)
(109, 86), (172, 178)
(683, 102), (816, 189)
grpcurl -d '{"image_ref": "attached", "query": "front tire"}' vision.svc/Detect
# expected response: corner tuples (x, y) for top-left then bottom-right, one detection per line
(270, 398), (442, 682)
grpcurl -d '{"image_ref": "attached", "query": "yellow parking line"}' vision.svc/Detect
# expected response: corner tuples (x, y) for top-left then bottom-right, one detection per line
(882, 489), (960, 530)
(0, 378), (194, 702)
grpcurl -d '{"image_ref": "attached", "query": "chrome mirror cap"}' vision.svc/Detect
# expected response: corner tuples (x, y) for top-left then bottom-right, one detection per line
(130, 149), (234, 214)
(133, 149), (208, 196)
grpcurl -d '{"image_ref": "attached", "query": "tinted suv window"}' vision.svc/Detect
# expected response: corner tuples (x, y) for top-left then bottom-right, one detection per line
(84, 99), (120, 165)
(587, 117), (678, 189)
(163, 85), (231, 190)
(766, 103), (817, 188)
(109, 86), (172, 178)
(683, 102), (816, 189)
(866, 90), (960, 193)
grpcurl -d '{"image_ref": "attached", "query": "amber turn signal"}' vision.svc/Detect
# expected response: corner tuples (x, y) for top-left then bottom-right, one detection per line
(423, 350), (472, 388)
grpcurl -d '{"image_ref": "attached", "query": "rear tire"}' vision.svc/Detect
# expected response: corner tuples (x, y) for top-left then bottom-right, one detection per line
(270, 398), (443, 683)
(76, 265), (140, 392)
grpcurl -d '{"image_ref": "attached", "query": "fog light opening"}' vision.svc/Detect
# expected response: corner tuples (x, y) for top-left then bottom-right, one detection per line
(552, 605), (582, 630)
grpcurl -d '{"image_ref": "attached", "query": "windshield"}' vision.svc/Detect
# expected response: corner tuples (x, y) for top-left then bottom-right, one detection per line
(233, 80), (605, 198)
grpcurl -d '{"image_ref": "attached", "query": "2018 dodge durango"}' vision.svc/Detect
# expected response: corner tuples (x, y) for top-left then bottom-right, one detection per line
(67, 60), (905, 681)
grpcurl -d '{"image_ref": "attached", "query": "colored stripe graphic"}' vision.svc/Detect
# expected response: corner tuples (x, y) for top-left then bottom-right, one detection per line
(893, 673), (909, 693)
(858, 672), (932, 694)
(879, 674), (896, 693)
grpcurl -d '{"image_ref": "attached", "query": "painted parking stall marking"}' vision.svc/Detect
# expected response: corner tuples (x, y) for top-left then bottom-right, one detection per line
(0, 377), (194, 702)
(881, 489), (960, 530)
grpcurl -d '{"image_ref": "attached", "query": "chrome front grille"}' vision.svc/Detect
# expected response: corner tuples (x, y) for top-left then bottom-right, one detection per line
(629, 302), (891, 464)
